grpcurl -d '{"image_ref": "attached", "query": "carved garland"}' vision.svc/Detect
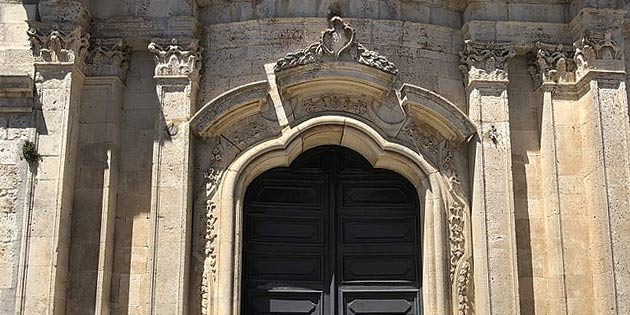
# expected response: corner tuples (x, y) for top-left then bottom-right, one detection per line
(274, 16), (398, 75)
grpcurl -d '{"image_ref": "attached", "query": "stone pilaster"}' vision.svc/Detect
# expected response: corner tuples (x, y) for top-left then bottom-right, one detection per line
(570, 8), (630, 315)
(65, 39), (130, 315)
(460, 40), (521, 315)
(527, 42), (576, 315)
(19, 16), (89, 314)
(147, 38), (201, 314)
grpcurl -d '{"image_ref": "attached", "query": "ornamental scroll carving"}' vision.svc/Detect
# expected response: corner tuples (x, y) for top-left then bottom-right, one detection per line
(27, 26), (90, 65)
(459, 40), (515, 83)
(148, 38), (202, 77)
(439, 142), (473, 315)
(302, 95), (369, 115)
(274, 16), (398, 75)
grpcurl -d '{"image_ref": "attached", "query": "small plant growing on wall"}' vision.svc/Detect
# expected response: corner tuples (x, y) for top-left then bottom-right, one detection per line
(22, 140), (42, 165)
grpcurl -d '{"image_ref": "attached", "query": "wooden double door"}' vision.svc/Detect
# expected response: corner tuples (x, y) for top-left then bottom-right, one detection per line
(242, 146), (422, 315)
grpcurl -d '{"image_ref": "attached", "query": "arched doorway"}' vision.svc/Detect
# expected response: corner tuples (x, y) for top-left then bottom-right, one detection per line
(241, 145), (422, 315)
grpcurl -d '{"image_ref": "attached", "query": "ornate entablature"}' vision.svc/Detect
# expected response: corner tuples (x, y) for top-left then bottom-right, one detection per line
(274, 16), (398, 75)
(27, 25), (90, 68)
(148, 38), (203, 78)
(86, 39), (131, 79)
(459, 40), (515, 84)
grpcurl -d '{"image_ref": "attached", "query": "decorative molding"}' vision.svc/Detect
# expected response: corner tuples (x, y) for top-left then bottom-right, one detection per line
(448, 202), (465, 281)
(439, 142), (473, 315)
(459, 40), (515, 83)
(148, 38), (202, 78)
(274, 16), (398, 75)
(302, 95), (369, 115)
(400, 122), (440, 162)
(528, 42), (576, 86)
(85, 39), (131, 79)
(456, 260), (472, 315)
(197, 138), (225, 315)
(27, 25), (90, 67)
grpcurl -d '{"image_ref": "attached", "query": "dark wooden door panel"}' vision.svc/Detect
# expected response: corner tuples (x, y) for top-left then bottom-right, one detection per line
(247, 215), (324, 245)
(247, 291), (323, 315)
(247, 252), (324, 283)
(341, 255), (419, 282)
(341, 291), (419, 315)
(341, 216), (417, 244)
(242, 146), (422, 315)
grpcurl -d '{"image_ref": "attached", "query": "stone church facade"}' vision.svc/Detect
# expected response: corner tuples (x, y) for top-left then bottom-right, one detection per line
(1, 0), (630, 314)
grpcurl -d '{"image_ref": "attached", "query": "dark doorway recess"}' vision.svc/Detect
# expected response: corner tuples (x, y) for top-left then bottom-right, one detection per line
(241, 146), (423, 315)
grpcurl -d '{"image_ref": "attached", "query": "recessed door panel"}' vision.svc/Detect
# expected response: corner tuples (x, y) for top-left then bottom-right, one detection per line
(242, 146), (422, 315)
(247, 292), (323, 315)
(342, 291), (419, 315)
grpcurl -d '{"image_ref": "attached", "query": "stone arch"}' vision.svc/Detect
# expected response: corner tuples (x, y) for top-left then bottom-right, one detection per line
(192, 114), (474, 315)
(190, 15), (476, 315)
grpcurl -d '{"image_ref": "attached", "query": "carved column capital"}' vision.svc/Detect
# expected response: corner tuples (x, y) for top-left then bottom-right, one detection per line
(528, 42), (576, 87)
(569, 8), (625, 80)
(148, 38), (203, 79)
(27, 23), (90, 70)
(573, 30), (624, 80)
(86, 39), (131, 80)
(459, 40), (515, 85)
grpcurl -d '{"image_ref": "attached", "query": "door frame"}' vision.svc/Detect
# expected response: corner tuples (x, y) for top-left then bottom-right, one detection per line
(207, 116), (471, 315)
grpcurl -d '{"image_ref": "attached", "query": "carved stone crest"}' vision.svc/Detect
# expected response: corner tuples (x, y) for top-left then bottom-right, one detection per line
(274, 16), (398, 75)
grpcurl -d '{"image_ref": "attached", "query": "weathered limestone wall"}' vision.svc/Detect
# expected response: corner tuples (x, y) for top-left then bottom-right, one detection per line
(0, 2), (36, 313)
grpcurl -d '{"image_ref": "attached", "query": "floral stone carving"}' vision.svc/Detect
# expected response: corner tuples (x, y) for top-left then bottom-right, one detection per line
(274, 16), (398, 75)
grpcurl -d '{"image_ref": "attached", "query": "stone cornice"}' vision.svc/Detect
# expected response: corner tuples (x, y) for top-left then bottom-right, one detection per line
(459, 40), (514, 85)
(148, 38), (203, 80)
(85, 39), (131, 79)
(91, 16), (201, 44)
